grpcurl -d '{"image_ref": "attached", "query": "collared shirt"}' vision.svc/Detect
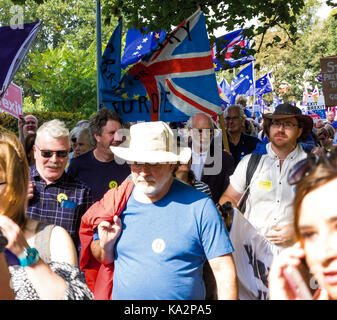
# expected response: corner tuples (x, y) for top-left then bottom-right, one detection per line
(26, 165), (93, 248)
(191, 148), (208, 181)
(230, 143), (307, 240)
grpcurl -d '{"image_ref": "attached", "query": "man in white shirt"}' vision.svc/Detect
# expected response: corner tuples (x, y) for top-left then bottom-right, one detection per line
(189, 113), (235, 204)
(219, 103), (313, 248)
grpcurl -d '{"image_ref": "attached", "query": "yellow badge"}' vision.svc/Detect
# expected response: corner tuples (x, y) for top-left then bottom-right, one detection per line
(258, 180), (272, 191)
(109, 181), (118, 189)
(57, 193), (68, 203)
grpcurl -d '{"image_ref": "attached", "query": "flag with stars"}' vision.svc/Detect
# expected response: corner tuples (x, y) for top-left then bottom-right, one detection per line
(246, 72), (273, 97)
(218, 78), (231, 109)
(121, 27), (166, 69)
(212, 28), (254, 71)
(229, 62), (254, 104)
(100, 9), (222, 123)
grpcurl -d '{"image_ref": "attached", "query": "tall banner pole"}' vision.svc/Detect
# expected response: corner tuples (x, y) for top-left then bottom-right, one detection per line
(96, 0), (102, 111)
(219, 112), (230, 153)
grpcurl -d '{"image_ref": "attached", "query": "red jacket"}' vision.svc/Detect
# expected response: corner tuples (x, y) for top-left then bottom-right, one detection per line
(79, 179), (134, 300)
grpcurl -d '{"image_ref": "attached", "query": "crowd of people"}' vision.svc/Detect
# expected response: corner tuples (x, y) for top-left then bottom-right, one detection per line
(1, 99), (337, 300)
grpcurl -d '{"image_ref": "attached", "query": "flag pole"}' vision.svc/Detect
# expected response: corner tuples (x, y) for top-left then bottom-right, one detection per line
(96, 0), (102, 111)
(218, 112), (230, 153)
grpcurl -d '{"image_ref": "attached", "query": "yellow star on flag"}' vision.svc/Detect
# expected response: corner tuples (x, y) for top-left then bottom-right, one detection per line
(132, 94), (140, 100)
(121, 93), (129, 99)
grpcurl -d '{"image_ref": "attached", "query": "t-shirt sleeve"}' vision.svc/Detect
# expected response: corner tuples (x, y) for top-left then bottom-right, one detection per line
(200, 198), (234, 260)
(229, 154), (250, 194)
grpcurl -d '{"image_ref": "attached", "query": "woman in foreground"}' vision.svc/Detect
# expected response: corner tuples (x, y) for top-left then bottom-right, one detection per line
(268, 150), (337, 300)
(0, 133), (93, 300)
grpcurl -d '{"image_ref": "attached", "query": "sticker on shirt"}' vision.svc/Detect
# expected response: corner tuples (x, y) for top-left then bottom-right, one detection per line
(109, 180), (118, 189)
(258, 180), (272, 191)
(61, 200), (77, 209)
(57, 193), (68, 203)
(152, 238), (166, 254)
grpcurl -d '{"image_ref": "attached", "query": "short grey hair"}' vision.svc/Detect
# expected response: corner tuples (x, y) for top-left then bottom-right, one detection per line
(224, 105), (246, 119)
(35, 119), (69, 146)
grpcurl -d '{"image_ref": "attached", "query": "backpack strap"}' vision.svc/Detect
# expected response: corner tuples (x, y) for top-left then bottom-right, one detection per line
(238, 153), (262, 213)
(246, 153), (262, 189)
(34, 222), (55, 264)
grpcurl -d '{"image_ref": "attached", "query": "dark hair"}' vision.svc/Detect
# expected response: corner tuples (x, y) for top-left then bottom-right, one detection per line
(292, 151), (337, 240)
(23, 133), (36, 165)
(89, 107), (123, 136)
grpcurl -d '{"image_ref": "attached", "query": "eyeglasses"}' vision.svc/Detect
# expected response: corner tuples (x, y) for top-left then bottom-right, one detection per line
(225, 116), (241, 121)
(35, 145), (69, 158)
(287, 151), (336, 185)
(24, 121), (36, 125)
(271, 121), (299, 130)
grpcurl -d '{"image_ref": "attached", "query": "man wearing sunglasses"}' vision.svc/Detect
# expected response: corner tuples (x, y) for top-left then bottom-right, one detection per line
(219, 103), (313, 248)
(26, 119), (93, 254)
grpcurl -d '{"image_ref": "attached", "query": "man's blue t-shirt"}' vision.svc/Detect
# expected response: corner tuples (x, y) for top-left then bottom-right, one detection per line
(111, 179), (234, 300)
(67, 150), (130, 202)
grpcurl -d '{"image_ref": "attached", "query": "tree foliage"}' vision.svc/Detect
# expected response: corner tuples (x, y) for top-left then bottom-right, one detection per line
(26, 41), (98, 117)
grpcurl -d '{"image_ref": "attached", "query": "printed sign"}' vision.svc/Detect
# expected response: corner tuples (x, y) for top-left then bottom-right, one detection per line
(306, 95), (326, 119)
(0, 83), (23, 119)
(320, 55), (337, 107)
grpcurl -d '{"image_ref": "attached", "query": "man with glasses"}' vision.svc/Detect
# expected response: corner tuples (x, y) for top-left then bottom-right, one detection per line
(189, 112), (235, 204)
(219, 103), (313, 248)
(224, 105), (261, 168)
(26, 119), (93, 253)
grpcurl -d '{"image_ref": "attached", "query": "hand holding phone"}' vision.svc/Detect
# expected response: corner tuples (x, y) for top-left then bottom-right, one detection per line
(282, 260), (318, 300)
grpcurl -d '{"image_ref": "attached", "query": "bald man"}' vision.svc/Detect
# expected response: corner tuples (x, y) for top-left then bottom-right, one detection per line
(189, 113), (235, 204)
(18, 114), (38, 144)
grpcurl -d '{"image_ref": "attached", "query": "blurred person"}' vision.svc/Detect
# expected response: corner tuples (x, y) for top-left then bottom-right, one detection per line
(26, 120), (93, 253)
(73, 127), (96, 158)
(189, 113), (235, 204)
(80, 121), (237, 300)
(76, 120), (90, 128)
(219, 103), (313, 249)
(18, 115), (38, 144)
(269, 149), (337, 300)
(312, 124), (335, 155)
(68, 107), (130, 202)
(0, 132), (93, 300)
(23, 133), (36, 167)
(224, 105), (261, 168)
(326, 110), (335, 125)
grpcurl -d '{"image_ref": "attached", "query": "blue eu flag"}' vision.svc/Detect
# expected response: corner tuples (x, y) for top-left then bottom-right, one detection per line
(121, 27), (166, 69)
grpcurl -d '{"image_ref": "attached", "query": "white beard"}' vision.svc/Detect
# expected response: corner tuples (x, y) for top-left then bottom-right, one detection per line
(132, 172), (171, 197)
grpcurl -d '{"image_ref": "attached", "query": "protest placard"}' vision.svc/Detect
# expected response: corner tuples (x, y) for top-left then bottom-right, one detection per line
(0, 83), (23, 119)
(320, 55), (337, 107)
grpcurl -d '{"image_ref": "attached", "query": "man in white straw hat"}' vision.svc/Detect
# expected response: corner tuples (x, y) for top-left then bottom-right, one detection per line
(79, 121), (237, 300)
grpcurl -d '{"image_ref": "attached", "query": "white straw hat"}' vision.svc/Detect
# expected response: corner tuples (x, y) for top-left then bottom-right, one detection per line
(110, 121), (191, 164)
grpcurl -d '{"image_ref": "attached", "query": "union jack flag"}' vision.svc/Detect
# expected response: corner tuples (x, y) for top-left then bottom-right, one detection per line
(100, 10), (222, 122)
(212, 28), (254, 71)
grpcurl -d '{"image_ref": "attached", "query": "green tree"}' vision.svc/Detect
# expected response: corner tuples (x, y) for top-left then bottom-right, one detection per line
(26, 41), (98, 117)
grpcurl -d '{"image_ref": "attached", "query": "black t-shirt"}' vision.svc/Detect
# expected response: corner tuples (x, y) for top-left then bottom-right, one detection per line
(68, 150), (131, 202)
(228, 132), (261, 168)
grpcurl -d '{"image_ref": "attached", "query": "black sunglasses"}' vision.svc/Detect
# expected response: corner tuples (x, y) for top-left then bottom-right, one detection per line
(287, 151), (336, 185)
(35, 145), (69, 158)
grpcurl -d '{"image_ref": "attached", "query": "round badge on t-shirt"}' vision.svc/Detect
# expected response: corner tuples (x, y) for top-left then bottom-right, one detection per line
(152, 238), (166, 253)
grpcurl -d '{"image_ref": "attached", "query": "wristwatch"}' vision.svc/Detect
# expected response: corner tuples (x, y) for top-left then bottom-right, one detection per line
(18, 247), (40, 267)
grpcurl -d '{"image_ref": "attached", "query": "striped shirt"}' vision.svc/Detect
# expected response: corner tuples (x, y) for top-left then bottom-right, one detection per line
(193, 180), (212, 199)
(26, 165), (93, 248)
